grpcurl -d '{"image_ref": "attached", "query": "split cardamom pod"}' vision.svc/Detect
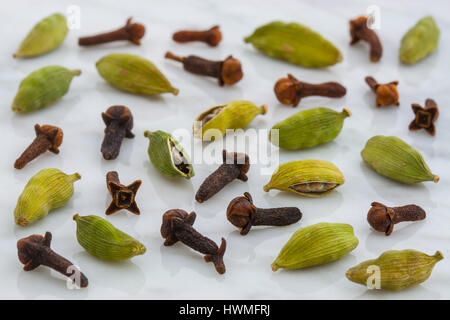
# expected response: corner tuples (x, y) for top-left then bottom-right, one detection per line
(193, 100), (267, 140)
(14, 168), (81, 226)
(269, 107), (351, 150)
(400, 16), (440, 64)
(14, 13), (68, 58)
(12, 66), (81, 113)
(361, 135), (439, 184)
(244, 21), (342, 68)
(263, 160), (344, 197)
(73, 214), (146, 262)
(272, 222), (358, 271)
(96, 53), (179, 96)
(346, 249), (443, 291)
(144, 130), (194, 179)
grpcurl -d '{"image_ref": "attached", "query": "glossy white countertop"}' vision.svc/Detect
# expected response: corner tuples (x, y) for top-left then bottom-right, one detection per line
(1, 0), (449, 300)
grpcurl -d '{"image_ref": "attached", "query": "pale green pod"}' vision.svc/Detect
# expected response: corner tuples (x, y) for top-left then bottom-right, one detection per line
(269, 107), (351, 150)
(272, 222), (358, 271)
(193, 100), (267, 140)
(12, 66), (81, 113)
(96, 53), (179, 95)
(144, 130), (194, 179)
(346, 249), (443, 291)
(14, 13), (68, 58)
(73, 214), (146, 262)
(361, 135), (439, 184)
(400, 16), (440, 64)
(14, 168), (80, 226)
(264, 160), (344, 197)
(244, 21), (342, 68)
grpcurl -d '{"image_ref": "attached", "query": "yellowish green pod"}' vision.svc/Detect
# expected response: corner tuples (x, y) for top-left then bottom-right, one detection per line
(193, 100), (267, 140)
(14, 168), (80, 226)
(269, 107), (351, 150)
(272, 222), (358, 271)
(96, 53), (179, 96)
(264, 160), (344, 197)
(144, 130), (194, 179)
(14, 13), (68, 58)
(73, 214), (146, 262)
(346, 250), (443, 291)
(244, 21), (342, 68)
(12, 66), (81, 113)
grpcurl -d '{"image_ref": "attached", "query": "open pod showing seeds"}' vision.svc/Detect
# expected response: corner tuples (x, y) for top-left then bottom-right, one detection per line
(144, 130), (194, 179)
(193, 100), (267, 140)
(263, 160), (344, 197)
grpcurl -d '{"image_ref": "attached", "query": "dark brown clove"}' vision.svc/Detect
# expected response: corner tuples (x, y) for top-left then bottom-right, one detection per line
(101, 105), (134, 160)
(195, 150), (249, 203)
(165, 51), (243, 86)
(106, 171), (141, 215)
(409, 99), (439, 136)
(227, 192), (302, 235)
(78, 17), (145, 46)
(274, 74), (347, 107)
(17, 231), (88, 287)
(367, 202), (426, 236)
(14, 124), (63, 169)
(172, 25), (222, 47)
(365, 76), (399, 107)
(161, 209), (226, 274)
(350, 16), (382, 62)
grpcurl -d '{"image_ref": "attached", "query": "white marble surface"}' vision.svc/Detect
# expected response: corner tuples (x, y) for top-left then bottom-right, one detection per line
(1, 0), (449, 300)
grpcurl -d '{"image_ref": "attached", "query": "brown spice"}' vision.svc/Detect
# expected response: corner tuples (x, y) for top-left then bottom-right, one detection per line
(350, 16), (382, 62)
(172, 25), (222, 46)
(409, 99), (439, 136)
(106, 171), (141, 215)
(365, 76), (399, 107)
(101, 106), (134, 160)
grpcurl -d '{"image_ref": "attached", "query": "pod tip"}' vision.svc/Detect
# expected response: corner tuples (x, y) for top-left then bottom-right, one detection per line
(271, 263), (279, 272)
(260, 104), (268, 115)
(433, 175), (440, 183)
(343, 108), (352, 117)
(72, 213), (79, 221)
(434, 251), (444, 261)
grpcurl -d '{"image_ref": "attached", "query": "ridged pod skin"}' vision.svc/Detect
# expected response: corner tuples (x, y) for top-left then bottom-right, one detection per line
(73, 214), (146, 262)
(96, 53), (178, 95)
(269, 107), (351, 150)
(193, 100), (267, 140)
(361, 135), (439, 184)
(272, 222), (358, 271)
(143, 130), (194, 179)
(14, 13), (68, 58)
(400, 16), (440, 64)
(244, 21), (342, 68)
(346, 250), (443, 291)
(14, 168), (80, 226)
(264, 160), (344, 198)
(12, 66), (81, 113)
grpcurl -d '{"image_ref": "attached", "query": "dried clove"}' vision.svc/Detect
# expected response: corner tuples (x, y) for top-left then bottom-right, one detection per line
(365, 76), (399, 107)
(350, 16), (382, 62)
(78, 17), (145, 46)
(227, 192), (302, 235)
(172, 25), (222, 46)
(367, 202), (426, 236)
(165, 51), (243, 86)
(14, 124), (63, 169)
(106, 171), (141, 215)
(274, 74), (346, 107)
(409, 99), (439, 136)
(161, 209), (226, 274)
(195, 150), (249, 203)
(101, 105), (134, 160)
(17, 231), (88, 287)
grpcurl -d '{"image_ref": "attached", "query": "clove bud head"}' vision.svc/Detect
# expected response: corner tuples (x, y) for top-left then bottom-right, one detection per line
(274, 76), (298, 105)
(226, 193), (255, 229)
(221, 56), (243, 85)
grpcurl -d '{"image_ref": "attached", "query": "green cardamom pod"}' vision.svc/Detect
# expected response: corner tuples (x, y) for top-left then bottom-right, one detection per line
(144, 130), (194, 179)
(193, 100), (267, 140)
(400, 16), (440, 64)
(14, 13), (68, 58)
(263, 160), (344, 197)
(96, 53), (178, 96)
(269, 107), (350, 150)
(244, 21), (342, 68)
(12, 66), (81, 113)
(73, 214), (146, 262)
(346, 249), (443, 291)
(272, 222), (358, 271)
(361, 135), (439, 184)
(14, 168), (80, 226)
